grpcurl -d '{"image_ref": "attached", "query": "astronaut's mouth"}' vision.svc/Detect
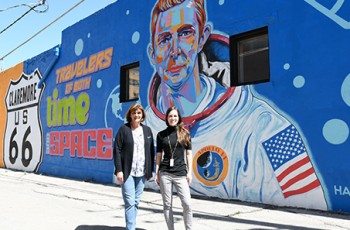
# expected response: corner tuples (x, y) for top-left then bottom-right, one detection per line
(168, 65), (184, 73)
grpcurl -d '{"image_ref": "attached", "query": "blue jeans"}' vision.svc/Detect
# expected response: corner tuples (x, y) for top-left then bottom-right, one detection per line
(121, 175), (146, 230)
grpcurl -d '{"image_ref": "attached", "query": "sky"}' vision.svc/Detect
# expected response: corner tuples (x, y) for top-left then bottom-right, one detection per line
(0, 0), (117, 71)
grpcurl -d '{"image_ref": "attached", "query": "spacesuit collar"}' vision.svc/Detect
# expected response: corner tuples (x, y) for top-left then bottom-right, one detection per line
(149, 74), (235, 130)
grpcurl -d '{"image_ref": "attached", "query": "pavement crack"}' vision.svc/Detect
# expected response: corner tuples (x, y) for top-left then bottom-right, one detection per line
(33, 189), (117, 210)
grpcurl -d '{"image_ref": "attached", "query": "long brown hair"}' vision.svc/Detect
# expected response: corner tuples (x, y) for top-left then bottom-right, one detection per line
(165, 106), (191, 146)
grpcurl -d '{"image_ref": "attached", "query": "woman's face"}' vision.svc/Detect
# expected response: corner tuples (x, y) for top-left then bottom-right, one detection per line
(167, 109), (179, 127)
(130, 109), (143, 124)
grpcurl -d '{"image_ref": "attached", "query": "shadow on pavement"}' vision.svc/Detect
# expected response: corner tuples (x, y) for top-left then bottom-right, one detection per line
(139, 205), (335, 230)
(75, 226), (147, 230)
(263, 204), (350, 221)
(190, 193), (350, 221)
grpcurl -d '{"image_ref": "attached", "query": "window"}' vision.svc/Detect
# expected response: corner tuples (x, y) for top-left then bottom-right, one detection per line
(120, 62), (140, 102)
(230, 27), (270, 86)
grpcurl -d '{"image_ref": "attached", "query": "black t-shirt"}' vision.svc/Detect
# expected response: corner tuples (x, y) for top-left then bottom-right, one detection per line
(156, 126), (191, 176)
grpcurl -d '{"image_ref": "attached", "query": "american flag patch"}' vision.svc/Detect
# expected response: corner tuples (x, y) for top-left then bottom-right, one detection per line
(263, 125), (321, 198)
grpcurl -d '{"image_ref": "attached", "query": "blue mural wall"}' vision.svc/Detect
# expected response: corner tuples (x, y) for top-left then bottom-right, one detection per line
(1, 0), (350, 213)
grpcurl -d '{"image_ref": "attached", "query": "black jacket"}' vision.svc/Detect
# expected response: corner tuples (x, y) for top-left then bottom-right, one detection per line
(113, 123), (155, 181)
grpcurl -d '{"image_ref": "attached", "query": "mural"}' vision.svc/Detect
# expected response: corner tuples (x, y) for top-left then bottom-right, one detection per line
(3, 69), (44, 172)
(144, 0), (327, 210)
(304, 0), (350, 29)
(0, 0), (349, 213)
(0, 63), (24, 168)
(39, 45), (115, 183)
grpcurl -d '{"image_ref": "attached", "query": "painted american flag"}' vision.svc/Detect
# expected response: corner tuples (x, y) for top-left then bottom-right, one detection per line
(263, 125), (321, 198)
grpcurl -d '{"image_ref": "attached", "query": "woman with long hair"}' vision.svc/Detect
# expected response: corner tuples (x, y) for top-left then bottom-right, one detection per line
(155, 106), (193, 230)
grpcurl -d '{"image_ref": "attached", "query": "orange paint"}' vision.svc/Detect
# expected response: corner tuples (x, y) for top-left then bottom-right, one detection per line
(0, 63), (24, 168)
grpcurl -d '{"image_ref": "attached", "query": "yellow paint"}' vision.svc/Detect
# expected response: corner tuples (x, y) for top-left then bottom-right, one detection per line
(55, 47), (113, 85)
(0, 63), (24, 168)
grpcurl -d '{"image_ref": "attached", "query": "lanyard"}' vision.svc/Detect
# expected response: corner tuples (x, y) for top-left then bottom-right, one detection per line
(167, 131), (178, 160)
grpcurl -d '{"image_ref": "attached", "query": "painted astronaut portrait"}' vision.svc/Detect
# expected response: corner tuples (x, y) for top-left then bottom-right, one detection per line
(145, 0), (328, 210)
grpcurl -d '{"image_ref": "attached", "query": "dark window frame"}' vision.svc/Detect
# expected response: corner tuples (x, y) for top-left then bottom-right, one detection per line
(120, 62), (140, 102)
(230, 26), (270, 86)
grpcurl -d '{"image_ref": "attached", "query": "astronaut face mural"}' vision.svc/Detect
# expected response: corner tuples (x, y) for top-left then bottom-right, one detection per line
(148, 0), (213, 116)
(149, 1), (201, 89)
(145, 0), (329, 211)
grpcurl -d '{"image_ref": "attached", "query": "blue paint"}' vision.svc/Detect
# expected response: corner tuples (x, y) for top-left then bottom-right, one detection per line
(293, 75), (305, 88)
(341, 73), (350, 107)
(132, 31), (140, 44)
(323, 119), (349, 145)
(74, 38), (84, 56)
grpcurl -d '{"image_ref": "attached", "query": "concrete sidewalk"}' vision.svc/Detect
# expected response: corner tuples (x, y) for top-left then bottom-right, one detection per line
(0, 168), (349, 230)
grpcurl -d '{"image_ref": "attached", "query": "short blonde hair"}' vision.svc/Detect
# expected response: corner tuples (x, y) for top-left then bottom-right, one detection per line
(125, 103), (146, 123)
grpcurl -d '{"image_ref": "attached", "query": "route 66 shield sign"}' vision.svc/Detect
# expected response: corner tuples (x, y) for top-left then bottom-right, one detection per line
(3, 69), (45, 172)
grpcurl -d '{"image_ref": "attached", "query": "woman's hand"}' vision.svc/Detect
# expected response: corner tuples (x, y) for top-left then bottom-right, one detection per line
(116, 172), (124, 185)
(155, 171), (160, 186)
(187, 173), (192, 184)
